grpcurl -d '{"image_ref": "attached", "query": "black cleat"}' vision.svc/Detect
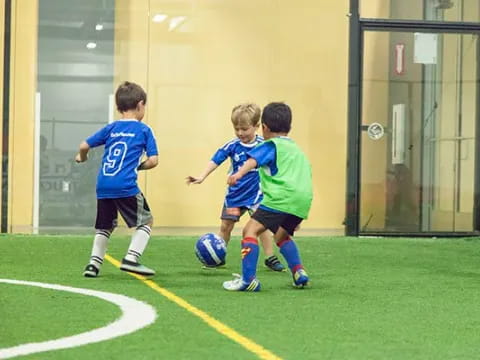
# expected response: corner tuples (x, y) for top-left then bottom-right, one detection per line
(264, 255), (286, 272)
(83, 264), (99, 278)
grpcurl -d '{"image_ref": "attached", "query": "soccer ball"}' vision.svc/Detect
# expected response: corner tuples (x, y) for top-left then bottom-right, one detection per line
(195, 233), (227, 267)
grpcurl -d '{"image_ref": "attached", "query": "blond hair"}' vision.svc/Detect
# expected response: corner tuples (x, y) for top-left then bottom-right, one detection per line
(231, 103), (261, 127)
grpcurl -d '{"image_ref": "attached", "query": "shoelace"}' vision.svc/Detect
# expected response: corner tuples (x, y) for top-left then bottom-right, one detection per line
(229, 273), (243, 284)
(267, 258), (281, 266)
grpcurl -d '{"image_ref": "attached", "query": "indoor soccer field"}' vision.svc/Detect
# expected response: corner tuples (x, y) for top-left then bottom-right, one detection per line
(2, 234), (480, 359)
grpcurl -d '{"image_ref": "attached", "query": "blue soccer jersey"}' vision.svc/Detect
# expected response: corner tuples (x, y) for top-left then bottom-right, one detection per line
(212, 135), (263, 208)
(247, 138), (282, 213)
(247, 140), (278, 174)
(86, 119), (158, 199)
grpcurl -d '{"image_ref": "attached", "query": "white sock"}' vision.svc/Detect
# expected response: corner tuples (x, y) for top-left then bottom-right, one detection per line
(89, 230), (111, 268)
(125, 225), (151, 263)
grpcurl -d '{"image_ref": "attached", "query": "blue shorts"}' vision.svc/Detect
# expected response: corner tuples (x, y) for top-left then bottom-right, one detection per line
(220, 203), (260, 222)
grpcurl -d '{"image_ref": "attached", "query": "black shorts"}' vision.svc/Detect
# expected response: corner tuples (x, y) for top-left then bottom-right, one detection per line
(251, 208), (303, 236)
(95, 193), (153, 230)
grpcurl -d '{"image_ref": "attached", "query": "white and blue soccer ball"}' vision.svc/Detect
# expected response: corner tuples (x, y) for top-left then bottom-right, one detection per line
(195, 233), (227, 267)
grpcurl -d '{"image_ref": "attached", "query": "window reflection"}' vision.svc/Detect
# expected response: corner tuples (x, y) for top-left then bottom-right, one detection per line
(38, 0), (115, 227)
(360, 0), (480, 22)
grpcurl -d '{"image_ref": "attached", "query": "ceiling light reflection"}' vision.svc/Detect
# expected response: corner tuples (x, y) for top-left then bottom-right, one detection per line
(168, 16), (186, 31)
(153, 14), (168, 23)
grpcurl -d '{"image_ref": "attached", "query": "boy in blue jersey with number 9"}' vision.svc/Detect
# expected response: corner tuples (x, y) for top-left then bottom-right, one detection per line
(186, 103), (285, 271)
(76, 81), (159, 277)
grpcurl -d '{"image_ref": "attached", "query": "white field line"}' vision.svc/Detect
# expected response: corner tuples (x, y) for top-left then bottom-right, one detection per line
(0, 279), (157, 359)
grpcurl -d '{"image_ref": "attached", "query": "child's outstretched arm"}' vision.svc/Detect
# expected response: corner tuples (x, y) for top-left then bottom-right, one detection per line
(75, 141), (90, 163)
(138, 155), (159, 170)
(227, 158), (257, 186)
(186, 160), (218, 185)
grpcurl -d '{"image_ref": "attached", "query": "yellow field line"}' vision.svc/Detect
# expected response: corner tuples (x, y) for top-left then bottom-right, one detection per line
(104, 254), (283, 360)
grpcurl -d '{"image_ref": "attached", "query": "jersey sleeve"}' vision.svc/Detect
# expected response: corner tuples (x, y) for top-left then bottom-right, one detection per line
(86, 124), (111, 148)
(144, 126), (159, 156)
(211, 148), (229, 165)
(247, 141), (276, 167)
(211, 140), (236, 165)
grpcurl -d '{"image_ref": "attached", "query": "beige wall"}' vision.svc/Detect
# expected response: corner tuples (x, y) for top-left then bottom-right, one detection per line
(113, 0), (349, 233)
(113, 0), (150, 212)
(360, 1), (390, 18)
(4, 0), (478, 234)
(8, 0), (38, 232)
(156, 0), (348, 231)
(2, 0), (347, 234)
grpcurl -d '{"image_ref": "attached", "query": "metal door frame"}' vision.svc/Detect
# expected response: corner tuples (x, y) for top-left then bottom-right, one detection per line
(345, 0), (480, 236)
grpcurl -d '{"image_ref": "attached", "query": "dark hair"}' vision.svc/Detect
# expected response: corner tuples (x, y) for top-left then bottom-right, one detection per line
(115, 81), (147, 112)
(261, 102), (292, 133)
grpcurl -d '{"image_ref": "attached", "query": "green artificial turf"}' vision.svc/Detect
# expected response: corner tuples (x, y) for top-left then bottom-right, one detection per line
(1, 234), (480, 359)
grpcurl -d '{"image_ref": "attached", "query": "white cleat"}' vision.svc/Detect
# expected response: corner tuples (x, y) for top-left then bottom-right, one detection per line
(222, 273), (261, 292)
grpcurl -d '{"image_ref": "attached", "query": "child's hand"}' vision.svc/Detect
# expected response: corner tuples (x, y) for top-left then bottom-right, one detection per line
(186, 176), (204, 185)
(227, 174), (240, 186)
(75, 153), (87, 163)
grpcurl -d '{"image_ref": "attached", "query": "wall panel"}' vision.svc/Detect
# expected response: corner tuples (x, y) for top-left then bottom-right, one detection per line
(9, 0), (38, 232)
(144, 0), (349, 232)
(0, 1), (5, 225)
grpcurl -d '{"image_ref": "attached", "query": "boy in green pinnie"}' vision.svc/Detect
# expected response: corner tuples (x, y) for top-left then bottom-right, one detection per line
(223, 102), (313, 291)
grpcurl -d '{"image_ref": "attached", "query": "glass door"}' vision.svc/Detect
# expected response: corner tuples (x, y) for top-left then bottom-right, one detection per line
(36, 0), (150, 230)
(359, 29), (479, 234)
(36, 0), (116, 228)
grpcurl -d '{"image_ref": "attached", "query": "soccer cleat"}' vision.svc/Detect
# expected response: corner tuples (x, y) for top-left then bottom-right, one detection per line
(83, 264), (99, 278)
(293, 268), (309, 288)
(223, 273), (261, 292)
(120, 258), (155, 276)
(264, 255), (286, 272)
